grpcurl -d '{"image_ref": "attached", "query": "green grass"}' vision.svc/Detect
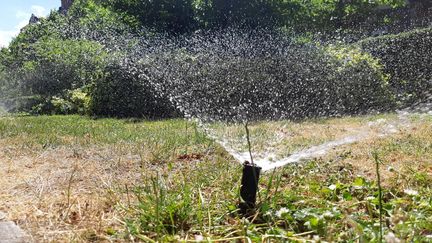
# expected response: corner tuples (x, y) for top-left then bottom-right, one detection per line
(0, 115), (208, 145)
(0, 115), (212, 161)
(1, 114), (431, 242)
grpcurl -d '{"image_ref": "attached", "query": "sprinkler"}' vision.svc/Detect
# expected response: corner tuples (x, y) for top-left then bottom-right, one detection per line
(239, 161), (261, 214)
(238, 122), (261, 214)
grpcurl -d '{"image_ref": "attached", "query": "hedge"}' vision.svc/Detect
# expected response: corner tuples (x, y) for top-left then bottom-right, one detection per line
(358, 27), (432, 105)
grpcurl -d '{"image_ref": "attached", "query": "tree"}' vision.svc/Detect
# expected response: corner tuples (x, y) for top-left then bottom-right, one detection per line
(198, 0), (279, 28)
(98, 0), (197, 33)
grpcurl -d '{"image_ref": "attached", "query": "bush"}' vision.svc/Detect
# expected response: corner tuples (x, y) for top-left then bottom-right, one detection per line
(358, 27), (432, 105)
(325, 45), (394, 114)
(4, 38), (108, 114)
(17, 89), (90, 115)
(69, 89), (91, 115)
(89, 60), (178, 118)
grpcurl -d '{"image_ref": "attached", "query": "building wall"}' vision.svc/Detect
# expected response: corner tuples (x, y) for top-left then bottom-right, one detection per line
(61, 0), (74, 13)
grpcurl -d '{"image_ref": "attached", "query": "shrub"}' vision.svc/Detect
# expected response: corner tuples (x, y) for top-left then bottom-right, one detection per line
(89, 60), (178, 118)
(358, 27), (432, 105)
(22, 89), (90, 115)
(325, 45), (394, 114)
(5, 38), (108, 114)
(69, 89), (91, 115)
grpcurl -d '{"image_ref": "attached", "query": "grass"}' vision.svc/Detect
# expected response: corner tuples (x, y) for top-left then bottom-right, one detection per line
(0, 115), (210, 147)
(0, 113), (431, 242)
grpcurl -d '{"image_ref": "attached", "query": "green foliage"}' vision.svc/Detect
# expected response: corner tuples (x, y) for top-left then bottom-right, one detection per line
(274, 0), (336, 32)
(0, 37), (108, 114)
(69, 0), (132, 32)
(89, 61), (178, 118)
(198, 0), (279, 28)
(359, 27), (432, 105)
(0, 54), (8, 99)
(30, 89), (91, 115)
(9, 12), (65, 47)
(97, 0), (196, 33)
(93, 0), (409, 32)
(325, 45), (394, 113)
(269, 0), (406, 32)
(5, 11), (68, 72)
(25, 38), (105, 93)
(0, 0), (131, 115)
(69, 89), (91, 114)
(15, 38), (107, 115)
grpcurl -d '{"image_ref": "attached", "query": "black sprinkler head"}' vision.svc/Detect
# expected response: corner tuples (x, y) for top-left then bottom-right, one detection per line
(239, 162), (261, 215)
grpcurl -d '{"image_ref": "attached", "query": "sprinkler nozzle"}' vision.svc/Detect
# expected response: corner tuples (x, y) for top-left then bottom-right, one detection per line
(239, 162), (261, 214)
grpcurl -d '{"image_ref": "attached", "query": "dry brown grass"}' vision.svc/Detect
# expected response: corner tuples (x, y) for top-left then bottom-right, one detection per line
(0, 141), (161, 242)
(0, 116), (215, 242)
(323, 117), (432, 186)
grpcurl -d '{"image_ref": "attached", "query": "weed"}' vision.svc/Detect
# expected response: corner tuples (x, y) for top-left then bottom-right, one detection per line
(373, 151), (384, 242)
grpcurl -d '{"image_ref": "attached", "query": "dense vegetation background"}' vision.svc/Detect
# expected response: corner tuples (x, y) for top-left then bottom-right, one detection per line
(0, 0), (431, 119)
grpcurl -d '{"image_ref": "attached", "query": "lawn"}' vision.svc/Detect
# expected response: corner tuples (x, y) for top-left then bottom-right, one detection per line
(0, 113), (431, 242)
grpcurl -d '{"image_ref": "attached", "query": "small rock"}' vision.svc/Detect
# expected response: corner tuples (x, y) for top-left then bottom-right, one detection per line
(0, 221), (31, 243)
(384, 232), (401, 243)
(0, 212), (6, 221)
(194, 235), (204, 242)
